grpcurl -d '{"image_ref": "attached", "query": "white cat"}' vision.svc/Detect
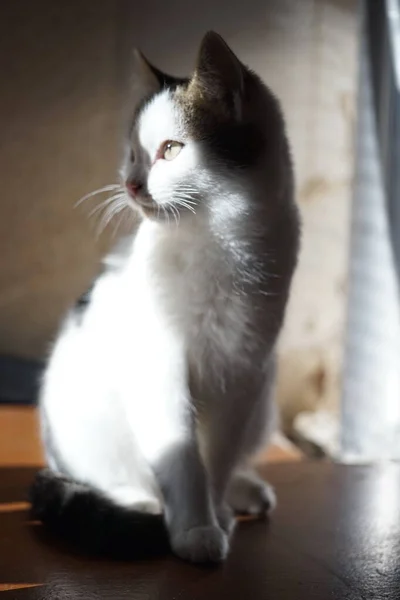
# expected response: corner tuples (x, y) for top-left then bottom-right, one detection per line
(31, 31), (300, 564)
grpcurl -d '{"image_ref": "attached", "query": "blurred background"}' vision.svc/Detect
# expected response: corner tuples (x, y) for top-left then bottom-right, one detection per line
(0, 0), (399, 467)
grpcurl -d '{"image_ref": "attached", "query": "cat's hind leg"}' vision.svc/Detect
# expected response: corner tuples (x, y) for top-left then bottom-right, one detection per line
(226, 468), (276, 516)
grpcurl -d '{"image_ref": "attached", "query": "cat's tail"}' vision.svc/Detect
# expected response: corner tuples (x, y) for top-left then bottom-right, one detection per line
(29, 469), (170, 558)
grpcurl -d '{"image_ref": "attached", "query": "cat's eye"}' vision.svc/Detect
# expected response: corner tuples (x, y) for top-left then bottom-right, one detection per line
(129, 149), (135, 162)
(162, 141), (184, 161)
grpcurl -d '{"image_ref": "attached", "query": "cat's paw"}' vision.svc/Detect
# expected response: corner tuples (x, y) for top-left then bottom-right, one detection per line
(216, 503), (236, 537)
(227, 471), (276, 516)
(171, 525), (229, 563)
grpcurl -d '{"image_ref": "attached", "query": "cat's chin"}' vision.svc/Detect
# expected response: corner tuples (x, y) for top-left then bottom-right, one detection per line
(138, 204), (168, 222)
(137, 204), (158, 219)
(130, 196), (159, 220)
(137, 203), (190, 224)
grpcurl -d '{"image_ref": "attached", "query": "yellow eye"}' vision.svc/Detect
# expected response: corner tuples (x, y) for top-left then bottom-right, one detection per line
(163, 141), (183, 161)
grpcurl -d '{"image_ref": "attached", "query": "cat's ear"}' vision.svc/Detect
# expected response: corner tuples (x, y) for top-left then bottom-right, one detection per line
(193, 32), (244, 118)
(132, 50), (183, 97)
(132, 49), (163, 96)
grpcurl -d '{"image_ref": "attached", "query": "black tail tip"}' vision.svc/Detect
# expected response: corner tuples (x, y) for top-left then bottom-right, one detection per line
(29, 468), (69, 520)
(28, 469), (171, 559)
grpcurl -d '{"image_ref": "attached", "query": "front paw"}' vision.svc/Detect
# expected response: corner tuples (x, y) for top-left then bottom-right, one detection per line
(171, 525), (229, 564)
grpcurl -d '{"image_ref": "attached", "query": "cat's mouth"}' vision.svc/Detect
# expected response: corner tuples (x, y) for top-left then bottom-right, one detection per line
(130, 194), (179, 222)
(129, 194), (159, 218)
(129, 191), (186, 222)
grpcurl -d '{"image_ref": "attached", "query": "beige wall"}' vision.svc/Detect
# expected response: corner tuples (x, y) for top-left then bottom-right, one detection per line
(0, 2), (122, 357)
(0, 1), (358, 428)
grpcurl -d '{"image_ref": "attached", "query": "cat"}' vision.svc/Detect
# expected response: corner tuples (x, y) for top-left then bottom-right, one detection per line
(30, 31), (300, 564)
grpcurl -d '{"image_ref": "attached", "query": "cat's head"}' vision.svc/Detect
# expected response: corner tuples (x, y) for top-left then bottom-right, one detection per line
(121, 32), (279, 222)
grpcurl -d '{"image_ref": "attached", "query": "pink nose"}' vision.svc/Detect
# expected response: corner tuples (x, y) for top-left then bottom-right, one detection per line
(126, 180), (142, 197)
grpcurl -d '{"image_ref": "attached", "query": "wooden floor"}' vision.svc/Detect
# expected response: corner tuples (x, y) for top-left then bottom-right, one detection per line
(0, 407), (44, 466)
(0, 407), (302, 467)
(2, 462), (400, 599)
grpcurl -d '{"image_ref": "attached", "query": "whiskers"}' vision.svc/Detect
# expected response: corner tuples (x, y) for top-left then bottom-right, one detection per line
(153, 184), (199, 228)
(75, 184), (122, 207)
(75, 182), (199, 233)
(174, 195), (197, 215)
(75, 183), (135, 237)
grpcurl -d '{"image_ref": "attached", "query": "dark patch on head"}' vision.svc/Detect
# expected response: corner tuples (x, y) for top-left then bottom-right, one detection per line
(176, 69), (283, 171)
(173, 32), (285, 171)
(151, 67), (188, 91)
(191, 112), (266, 168)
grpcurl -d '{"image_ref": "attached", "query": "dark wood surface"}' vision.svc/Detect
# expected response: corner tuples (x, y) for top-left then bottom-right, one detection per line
(1, 463), (399, 599)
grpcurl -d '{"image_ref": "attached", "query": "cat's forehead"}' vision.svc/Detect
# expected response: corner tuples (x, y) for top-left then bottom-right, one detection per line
(137, 90), (185, 154)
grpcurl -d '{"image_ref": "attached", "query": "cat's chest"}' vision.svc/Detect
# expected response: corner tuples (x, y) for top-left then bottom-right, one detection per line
(133, 221), (248, 341)
(157, 228), (229, 308)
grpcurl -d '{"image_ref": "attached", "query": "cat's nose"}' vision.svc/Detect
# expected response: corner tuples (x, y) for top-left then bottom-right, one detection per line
(126, 180), (143, 197)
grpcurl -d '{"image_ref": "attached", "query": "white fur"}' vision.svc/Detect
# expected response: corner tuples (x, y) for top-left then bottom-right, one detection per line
(41, 74), (295, 563)
(42, 214), (265, 508)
